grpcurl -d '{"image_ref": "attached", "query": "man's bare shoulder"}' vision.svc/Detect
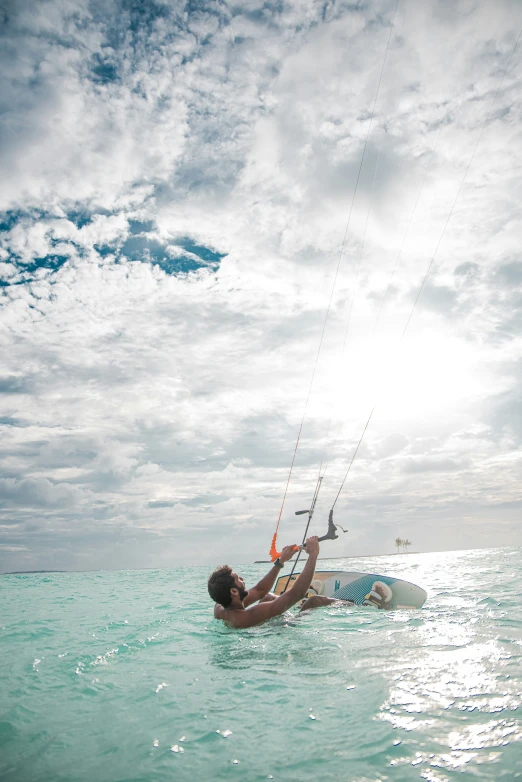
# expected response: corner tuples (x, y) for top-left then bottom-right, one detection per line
(214, 605), (247, 628)
(213, 604), (237, 623)
(216, 600), (288, 629)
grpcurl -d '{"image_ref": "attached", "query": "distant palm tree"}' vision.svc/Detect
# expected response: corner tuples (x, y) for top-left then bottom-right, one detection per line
(403, 539), (412, 552)
(395, 537), (403, 553)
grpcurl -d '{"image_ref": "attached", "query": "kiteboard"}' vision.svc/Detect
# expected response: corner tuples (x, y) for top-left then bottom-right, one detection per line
(274, 570), (426, 610)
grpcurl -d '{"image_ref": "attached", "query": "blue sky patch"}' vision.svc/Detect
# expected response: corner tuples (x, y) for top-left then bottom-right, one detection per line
(21, 255), (70, 274)
(119, 231), (225, 275)
(0, 255), (70, 287)
(128, 220), (155, 234)
(0, 210), (32, 232)
(0, 208), (225, 285)
(65, 210), (98, 229)
(90, 53), (120, 85)
(127, 0), (170, 35)
(176, 237), (225, 264)
(94, 244), (119, 258)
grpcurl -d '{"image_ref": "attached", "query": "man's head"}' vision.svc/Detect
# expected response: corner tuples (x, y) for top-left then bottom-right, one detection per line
(208, 565), (248, 608)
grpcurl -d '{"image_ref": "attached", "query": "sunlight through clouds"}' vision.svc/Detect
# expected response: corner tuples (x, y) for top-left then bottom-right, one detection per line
(0, 0), (521, 570)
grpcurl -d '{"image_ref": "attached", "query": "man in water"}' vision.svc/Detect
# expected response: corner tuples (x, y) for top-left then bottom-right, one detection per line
(208, 536), (337, 628)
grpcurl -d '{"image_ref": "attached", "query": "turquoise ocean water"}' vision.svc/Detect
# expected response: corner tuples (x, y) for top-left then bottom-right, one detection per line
(1, 547), (521, 782)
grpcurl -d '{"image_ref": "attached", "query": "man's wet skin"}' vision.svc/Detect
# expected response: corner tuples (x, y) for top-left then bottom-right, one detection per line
(208, 537), (338, 629)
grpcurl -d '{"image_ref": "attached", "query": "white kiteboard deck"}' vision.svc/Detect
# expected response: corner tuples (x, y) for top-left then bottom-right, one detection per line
(274, 570), (427, 610)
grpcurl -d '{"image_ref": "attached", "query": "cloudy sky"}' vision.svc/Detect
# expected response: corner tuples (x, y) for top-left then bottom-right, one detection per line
(0, 0), (521, 572)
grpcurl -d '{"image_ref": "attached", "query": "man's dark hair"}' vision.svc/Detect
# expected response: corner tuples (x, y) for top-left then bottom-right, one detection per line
(208, 565), (236, 608)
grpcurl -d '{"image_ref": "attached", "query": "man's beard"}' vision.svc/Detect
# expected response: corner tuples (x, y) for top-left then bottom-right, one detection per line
(238, 586), (248, 602)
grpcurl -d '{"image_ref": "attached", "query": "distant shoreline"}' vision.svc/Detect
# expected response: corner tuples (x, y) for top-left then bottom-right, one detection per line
(254, 552), (419, 563)
(2, 546), (517, 574)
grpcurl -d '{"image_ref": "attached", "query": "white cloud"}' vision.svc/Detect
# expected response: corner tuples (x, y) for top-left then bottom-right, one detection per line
(0, 0), (521, 571)
(0, 476), (88, 508)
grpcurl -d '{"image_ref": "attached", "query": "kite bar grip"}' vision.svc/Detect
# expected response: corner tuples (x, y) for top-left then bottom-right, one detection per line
(317, 531), (338, 542)
(293, 510), (346, 551)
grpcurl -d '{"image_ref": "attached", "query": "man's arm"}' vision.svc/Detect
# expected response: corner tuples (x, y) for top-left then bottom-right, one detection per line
(243, 545), (298, 607)
(230, 537), (320, 628)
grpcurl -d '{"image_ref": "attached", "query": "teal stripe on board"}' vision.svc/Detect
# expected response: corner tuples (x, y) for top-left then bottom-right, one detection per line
(331, 573), (397, 602)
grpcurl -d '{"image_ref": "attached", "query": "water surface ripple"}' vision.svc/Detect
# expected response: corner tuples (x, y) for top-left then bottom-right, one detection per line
(1, 548), (521, 781)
